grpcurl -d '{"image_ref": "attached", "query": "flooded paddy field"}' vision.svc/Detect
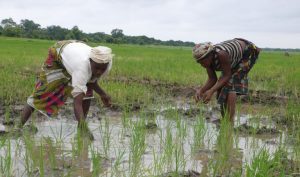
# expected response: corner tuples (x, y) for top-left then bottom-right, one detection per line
(0, 93), (299, 176)
(0, 37), (300, 176)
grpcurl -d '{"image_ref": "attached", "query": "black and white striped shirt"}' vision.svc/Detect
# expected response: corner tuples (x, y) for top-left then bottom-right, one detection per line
(213, 39), (244, 70)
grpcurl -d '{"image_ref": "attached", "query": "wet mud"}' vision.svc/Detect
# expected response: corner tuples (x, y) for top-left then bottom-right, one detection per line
(107, 76), (298, 105)
(0, 77), (299, 176)
(160, 170), (200, 177)
(235, 123), (281, 135)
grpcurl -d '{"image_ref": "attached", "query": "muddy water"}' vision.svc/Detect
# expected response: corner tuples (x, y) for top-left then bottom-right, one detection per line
(0, 101), (290, 176)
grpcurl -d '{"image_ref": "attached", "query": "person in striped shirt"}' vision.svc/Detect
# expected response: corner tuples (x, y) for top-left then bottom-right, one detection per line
(192, 38), (260, 123)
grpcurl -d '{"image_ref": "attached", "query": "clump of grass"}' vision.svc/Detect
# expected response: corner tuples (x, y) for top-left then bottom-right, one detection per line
(286, 99), (300, 126)
(90, 145), (103, 177)
(245, 148), (286, 177)
(129, 118), (146, 176)
(173, 138), (186, 175)
(0, 139), (13, 177)
(44, 138), (57, 171)
(192, 113), (207, 152)
(175, 111), (187, 140)
(121, 108), (131, 129)
(163, 124), (174, 171)
(111, 149), (126, 177)
(72, 131), (89, 157)
(152, 146), (164, 176)
(99, 117), (111, 157)
(39, 141), (45, 177)
(210, 117), (234, 176)
(23, 133), (38, 176)
(285, 100), (300, 170)
(4, 106), (11, 124)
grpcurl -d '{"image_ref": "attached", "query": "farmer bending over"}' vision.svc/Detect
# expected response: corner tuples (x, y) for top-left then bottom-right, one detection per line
(192, 38), (260, 123)
(19, 40), (113, 140)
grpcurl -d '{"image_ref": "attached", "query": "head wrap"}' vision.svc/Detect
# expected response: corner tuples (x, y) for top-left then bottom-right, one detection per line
(192, 42), (214, 61)
(89, 46), (113, 64)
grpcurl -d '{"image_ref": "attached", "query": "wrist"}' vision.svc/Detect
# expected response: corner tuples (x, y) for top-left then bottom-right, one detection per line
(100, 92), (107, 97)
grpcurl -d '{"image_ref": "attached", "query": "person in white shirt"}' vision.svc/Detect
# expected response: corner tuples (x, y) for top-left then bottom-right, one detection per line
(19, 40), (113, 140)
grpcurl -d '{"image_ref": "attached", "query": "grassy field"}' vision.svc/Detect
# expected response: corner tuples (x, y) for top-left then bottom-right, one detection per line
(0, 37), (299, 176)
(1, 36), (300, 104)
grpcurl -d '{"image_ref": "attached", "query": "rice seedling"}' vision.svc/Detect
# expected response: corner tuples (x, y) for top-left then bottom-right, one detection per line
(90, 145), (103, 177)
(163, 123), (174, 171)
(245, 148), (285, 177)
(22, 133), (40, 176)
(152, 146), (164, 176)
(0, 139), (13, 177)
(44, 138), (57, 172)
(210, 117), (235, 176)
(111, 149), (126, 177)
(129, 118), (146, 176)
(192, 113), (207, 152)
(173, 138), (187, 175)
(99, 117), (112, 157)
(175, 112), (187, 141)
(38, 141), (45, 177)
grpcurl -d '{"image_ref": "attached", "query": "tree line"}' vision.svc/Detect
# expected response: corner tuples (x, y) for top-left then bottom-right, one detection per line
(261, 48), (300, 52)
(0, 18), (195, 47)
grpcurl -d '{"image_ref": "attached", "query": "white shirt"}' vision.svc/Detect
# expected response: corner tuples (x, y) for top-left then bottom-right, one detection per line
(60, 42), (96, 97)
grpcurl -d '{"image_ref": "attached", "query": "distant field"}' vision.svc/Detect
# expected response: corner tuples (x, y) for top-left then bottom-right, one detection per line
(0, 36), (299, 104)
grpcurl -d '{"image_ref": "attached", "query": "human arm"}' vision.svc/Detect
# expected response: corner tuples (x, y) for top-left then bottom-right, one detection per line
(202, 51), (231, 103)
(195, 67), (217, 102)
(87, 82), (112, 107)
(73, 93), (85, 122)
(73, 92), (95, 140)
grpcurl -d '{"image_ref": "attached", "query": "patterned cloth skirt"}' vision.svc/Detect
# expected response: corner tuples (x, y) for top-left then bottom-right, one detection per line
(27, 40), (93, 117)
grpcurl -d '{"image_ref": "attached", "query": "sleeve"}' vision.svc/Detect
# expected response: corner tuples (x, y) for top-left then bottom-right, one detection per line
(71, 71), (90, 97)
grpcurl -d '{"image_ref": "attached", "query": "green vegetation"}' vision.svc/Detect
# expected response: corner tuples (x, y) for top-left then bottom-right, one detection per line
(0, 18), (194, 46)
(0, 37), (299, 176)
(1, 37), (300, 104)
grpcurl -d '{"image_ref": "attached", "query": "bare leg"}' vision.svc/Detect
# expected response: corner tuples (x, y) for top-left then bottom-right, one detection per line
(226, 92), (237, 123)
(20, 104), (34, 127)
(83, 99), (91, 118)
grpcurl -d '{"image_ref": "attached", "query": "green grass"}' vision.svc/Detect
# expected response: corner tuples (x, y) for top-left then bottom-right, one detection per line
(129, 118), (146, 176)
(245, 148), (286, 177)
(0, 36), (300, 176)
(1, 36), (300, 104)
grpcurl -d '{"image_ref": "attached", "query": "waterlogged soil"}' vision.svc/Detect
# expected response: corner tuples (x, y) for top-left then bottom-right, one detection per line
(0, 76), (298, 176)
(0, 96), (295, 176)
(107, 76), (298, 105)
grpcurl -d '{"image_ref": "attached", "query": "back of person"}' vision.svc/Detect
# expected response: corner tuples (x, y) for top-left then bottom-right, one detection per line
(61, 42), (92, 75)
(213, 38), (245, 70)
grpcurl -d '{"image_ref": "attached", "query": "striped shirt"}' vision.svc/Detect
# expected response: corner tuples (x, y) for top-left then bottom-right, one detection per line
(212, 39), (244, 70)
